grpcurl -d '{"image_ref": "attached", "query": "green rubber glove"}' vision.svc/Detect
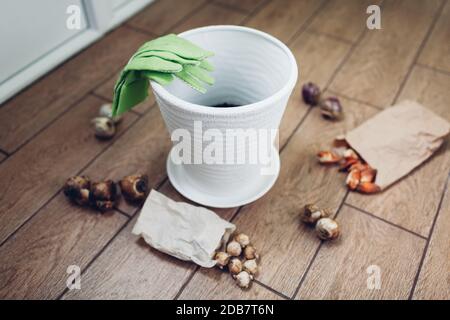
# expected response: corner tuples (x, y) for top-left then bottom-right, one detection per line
(125, 55), (183, 73)
(183, 65), (214, 85)
(112, 34), (214, 116)
(133, 50), (201, 66)
(136, 33), (214, 60)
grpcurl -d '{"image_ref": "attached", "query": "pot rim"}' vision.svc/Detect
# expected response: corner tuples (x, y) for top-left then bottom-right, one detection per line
(150, 25), (298, 115)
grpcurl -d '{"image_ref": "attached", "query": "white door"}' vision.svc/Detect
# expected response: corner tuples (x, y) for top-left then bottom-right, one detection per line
(0, 0), (153, 104)
(0, 0), (88, 84)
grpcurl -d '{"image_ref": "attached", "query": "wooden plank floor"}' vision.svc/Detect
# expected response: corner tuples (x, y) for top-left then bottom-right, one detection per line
(0, 0), (449, 300)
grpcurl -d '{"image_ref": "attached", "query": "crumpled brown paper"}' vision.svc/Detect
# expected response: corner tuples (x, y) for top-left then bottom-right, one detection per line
(345, 100), (450, 189)
(132, 189), (235, 267)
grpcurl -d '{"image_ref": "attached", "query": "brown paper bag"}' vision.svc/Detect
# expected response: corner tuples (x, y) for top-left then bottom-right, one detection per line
(344, 100), (450, 189)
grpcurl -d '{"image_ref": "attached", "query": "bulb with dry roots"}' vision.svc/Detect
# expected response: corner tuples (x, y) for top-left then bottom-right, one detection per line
(226, 241), (242, 257)
(315, 218), (340, 240)
(235, 271), (253, 288)
(301, 204), (330, 225)
(63, 175), (91, 206)
(89, 180), (117, 212)
(234, 233), (250, 248)
(214, 252), (230, 269)
(228, 257), (243, 276)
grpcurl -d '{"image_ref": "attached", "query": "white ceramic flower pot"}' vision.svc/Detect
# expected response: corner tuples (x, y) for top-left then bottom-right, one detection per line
(151, 25), (298, 208)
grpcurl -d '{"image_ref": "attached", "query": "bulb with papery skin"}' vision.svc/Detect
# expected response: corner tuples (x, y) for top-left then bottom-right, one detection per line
(92, 117), (116, 139)
(320, 97), (343, 120)
(214, 251), (230, 269)
(226, 241), (242, 257)
(235, 271), (252, 288)
(234, 233), (250, 248)
(302, 82), (321, 106)
(243, 245), (259, 260)
(228, 257), (243, 276)
(243, 259), (258, 275)
(315, 218), (340, 240)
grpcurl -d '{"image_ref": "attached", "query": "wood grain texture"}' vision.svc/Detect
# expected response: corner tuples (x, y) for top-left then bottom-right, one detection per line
(0, 198), (127, 299)
(63, 217), (194, 300)
(94, 69), (155, 115)
(418, 0), (450, 72)
(278, 31), (351, 146)
(0, 153), (5, 163)
(329, 0), (442, 108)
(63, 182), (236, 299)
(308, 0), (381, 42)
(0, 95), (137, 244)
(127, 0), (204, 35)
(180, 97), (378, 297)
(346, 66), (450, 237)
(172, 3), (247, 34)
(232, 98), (377, 297)
(82, 106), (171, 215)
(295, 205), (426, 299)
(179, 269), (284, 299)
(214, 0), (266, 13)
(245, 0), (325, 43)
(0, 27), (147, 153)
(3, 0), (450, 300)
(413, 178), (450, 300)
